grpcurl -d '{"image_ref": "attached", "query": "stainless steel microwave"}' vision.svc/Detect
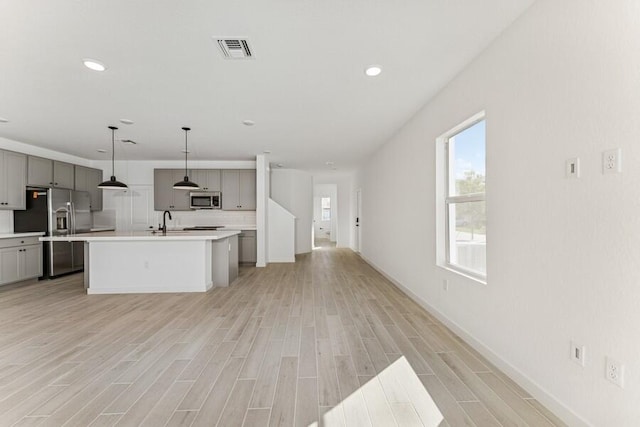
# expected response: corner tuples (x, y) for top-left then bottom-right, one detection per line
(190, 192), (221, 209)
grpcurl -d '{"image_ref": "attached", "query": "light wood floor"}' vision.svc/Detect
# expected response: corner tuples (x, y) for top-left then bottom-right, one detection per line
(0, 243), (565, 427)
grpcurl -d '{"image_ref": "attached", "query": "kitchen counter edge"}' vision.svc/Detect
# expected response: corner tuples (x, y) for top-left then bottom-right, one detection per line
(39, 230), (241, 242)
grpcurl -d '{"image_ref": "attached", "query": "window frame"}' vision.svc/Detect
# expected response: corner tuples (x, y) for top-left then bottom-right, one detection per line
(321, 197), (331, 221)
(442, 113), (487, 282)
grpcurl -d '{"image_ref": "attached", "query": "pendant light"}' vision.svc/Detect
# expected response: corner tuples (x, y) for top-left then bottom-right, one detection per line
(98, 126), (128, 189)
(173, 127), (199, 189)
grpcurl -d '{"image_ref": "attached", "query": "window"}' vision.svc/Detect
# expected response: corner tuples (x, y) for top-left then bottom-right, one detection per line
(321, 197), (331, 221)
(444, 116), (486, 280)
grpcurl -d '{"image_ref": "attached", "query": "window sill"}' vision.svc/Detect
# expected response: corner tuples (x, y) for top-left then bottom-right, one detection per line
(438, 264), (487, 286)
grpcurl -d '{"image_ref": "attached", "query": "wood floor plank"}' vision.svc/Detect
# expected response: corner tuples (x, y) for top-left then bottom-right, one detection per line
(298, 327), (317, 378)
(191, 357), (245, 426)
(249, 339), (284, 408)
(239, 327), (271, 379)
(217, 379), (256, 427)
(439, 353), (528, 427)
(316, 339), (340, 407)
(359, 377), (398, 427)
(269, 356), (298, 427)
(178, 340), (236, 411)
(244, 408), (271, 427)
(295, 377), (319, 427)
(418, 374), (476, 427)
(139, 380), (193, 427)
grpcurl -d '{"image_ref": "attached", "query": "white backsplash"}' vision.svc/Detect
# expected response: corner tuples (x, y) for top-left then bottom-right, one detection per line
(0, 211), (13, 233)
(157, 210), (256, 230)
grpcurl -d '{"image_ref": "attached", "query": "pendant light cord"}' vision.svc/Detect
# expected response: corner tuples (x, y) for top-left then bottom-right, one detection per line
(111, 127), (115, 176)
(108, 125), (118, 177)
(184, 129), (188, 177)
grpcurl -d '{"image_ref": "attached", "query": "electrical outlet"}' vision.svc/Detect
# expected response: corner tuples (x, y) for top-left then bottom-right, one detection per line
(570, 341), (586, 367)
(566, 157), (580, 178)
(443, 279), (449, 291)
(606, 357), (624, 388)
(603, 149), (622, 174)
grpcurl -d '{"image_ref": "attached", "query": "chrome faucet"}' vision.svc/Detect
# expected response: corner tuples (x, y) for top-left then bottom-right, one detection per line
(162, 210), (172, 235)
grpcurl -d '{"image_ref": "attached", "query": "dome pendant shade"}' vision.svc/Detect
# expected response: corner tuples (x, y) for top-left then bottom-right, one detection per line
(173, 176), (200, 190)
(99, 126), (128, 189)
(98, 175), (128, 189)
(173, 127), (199, 190)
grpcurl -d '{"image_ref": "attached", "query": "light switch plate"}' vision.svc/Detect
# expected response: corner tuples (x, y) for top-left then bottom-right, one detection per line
(566, 158), (580, 178)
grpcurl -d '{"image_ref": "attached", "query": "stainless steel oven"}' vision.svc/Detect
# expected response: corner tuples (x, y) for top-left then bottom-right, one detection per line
(189, 191), (221, 209)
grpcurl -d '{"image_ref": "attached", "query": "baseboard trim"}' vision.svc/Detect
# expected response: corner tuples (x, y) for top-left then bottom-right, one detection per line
(359, 253), (590, 427)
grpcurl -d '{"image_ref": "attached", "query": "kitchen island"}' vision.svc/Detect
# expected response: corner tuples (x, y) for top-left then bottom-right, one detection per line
(40, 230), (240, 294)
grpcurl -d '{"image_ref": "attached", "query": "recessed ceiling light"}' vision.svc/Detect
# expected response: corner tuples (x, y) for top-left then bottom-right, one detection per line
(83, 59), (107, 71)
(97, 149), (107, 153)
(365, 65), (382, 77)
(119, 119), (134, 125)
(325, 161), (334, 166)
(242, 120), (255, 126)
(0, 117), (8, 123)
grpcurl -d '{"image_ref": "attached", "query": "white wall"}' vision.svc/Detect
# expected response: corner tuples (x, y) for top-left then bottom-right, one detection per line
(313, 173), (355, 249)
(268, 199), (295, 263)
(270, 169), (313, 254)
(313, 184), (337, 241)
(256, 154), (269, 267)
(357, 1), (640, 425)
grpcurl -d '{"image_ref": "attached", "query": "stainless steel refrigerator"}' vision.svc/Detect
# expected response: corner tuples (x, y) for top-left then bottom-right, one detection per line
(14, 188), (92, 278)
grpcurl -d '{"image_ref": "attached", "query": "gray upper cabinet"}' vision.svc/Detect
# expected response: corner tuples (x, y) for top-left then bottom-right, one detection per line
(27, 156), (74, 189)
(27, 156), (54, 187)
(222, 169), (256, 210)
(154, 169), (191, 211)
(0, 150), (27, 210)
(190, 169), (221, 192)
(75, 166), (103, 211)
(53, 161), (74, 189)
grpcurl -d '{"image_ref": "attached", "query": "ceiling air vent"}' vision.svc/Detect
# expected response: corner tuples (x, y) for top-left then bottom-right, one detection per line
(216, 39), (253, 59)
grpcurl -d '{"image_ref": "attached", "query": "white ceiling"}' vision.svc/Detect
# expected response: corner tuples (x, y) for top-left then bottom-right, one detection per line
(0, 0), (533, 172)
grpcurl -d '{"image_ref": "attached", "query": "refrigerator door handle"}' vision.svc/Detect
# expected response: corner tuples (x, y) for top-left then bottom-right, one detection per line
(71, 202), (77, 234)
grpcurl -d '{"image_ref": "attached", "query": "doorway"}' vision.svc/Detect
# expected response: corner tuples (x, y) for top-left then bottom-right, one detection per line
(313, 184), (337, 248)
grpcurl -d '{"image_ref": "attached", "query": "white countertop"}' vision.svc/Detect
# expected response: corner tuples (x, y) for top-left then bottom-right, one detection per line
(40, 230), (241, 242)
(220, 225), (256, 230)
(0, 232), (45, 239)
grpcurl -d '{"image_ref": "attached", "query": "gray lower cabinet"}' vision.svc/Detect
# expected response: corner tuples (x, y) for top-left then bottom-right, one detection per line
(222, 169), (256, 210)
(211, 235), (238, 287)
(0, 237), (42, 286)
(0, 150), (27, 210)
(154, 169), (191, 211)
(75, 166), (103, 211)
(238, 230), (257, 263)
(27, 156), (75, 189)
(190, 169), (221, 191)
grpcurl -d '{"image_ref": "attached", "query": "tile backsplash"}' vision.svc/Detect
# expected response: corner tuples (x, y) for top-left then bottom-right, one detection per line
(0, 211), (12, 233)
